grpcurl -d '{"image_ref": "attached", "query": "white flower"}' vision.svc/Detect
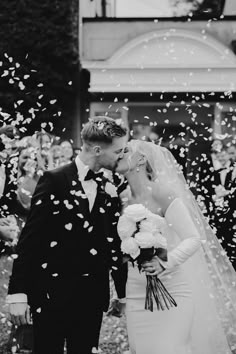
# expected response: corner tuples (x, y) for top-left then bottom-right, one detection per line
(134, 231), (156, 248)
(153, 232), (167, 249)
(139, 218), (156, 233)
(105, 182), (118, 198)
(117, 214), (136, 240)
(147, 213), (165, 230)
(124, 204), (149, 222)
(121, 238), (140, 259)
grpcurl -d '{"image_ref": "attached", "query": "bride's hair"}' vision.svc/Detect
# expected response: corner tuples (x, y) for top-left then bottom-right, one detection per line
(81, 116), (127, 145)
(128, 139), (157, 181)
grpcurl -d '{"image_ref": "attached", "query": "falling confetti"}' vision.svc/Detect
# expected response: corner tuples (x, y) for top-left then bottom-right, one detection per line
(65, 223), (73, 231)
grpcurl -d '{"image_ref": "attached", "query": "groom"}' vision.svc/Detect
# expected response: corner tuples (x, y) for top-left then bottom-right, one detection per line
(7, 116), (128, 354)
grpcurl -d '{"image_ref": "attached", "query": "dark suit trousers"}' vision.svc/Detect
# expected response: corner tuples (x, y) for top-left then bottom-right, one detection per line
(32, 276), (104, 354)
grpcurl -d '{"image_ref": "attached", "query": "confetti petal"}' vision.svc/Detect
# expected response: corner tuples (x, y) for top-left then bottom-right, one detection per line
(65, 223), (72, 231)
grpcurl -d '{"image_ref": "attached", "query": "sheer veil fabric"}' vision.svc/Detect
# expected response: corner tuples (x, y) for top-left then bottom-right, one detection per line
(129, 140), (236, 353)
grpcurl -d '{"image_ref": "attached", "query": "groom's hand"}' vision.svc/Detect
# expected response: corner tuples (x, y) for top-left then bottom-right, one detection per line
(107, 299), (126, 317)
(9, 303), (32, 326)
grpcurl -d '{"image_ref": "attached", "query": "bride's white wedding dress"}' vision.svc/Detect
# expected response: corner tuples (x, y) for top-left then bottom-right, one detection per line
(126, 198), (232, 354)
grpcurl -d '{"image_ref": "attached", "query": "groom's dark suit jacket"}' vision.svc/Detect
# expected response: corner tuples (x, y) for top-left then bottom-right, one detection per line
(8, 161), (127, 311)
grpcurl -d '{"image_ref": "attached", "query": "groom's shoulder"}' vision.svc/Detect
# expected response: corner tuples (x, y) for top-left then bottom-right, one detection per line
(44, 161), (75, 179)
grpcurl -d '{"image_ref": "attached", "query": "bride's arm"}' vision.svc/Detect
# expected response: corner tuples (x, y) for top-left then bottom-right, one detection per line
(159, 197), (202, 270)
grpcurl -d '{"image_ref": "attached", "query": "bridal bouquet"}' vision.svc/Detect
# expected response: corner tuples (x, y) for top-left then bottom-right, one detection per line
(117, 204), (177, 311)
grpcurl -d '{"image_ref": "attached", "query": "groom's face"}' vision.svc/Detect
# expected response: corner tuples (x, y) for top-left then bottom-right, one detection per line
(97, 136), (127, 171)
(116, 144), (139, 175)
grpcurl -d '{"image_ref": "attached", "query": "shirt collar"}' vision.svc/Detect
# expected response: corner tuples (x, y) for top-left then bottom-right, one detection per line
(224, 161), (231, 170)
(219, 161), (231, 172)
(75, 155), (114, 182)
(75, 155), (90, 182)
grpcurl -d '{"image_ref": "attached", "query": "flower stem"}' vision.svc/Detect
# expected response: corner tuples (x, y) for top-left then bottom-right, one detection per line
(145, 275), (177, 311)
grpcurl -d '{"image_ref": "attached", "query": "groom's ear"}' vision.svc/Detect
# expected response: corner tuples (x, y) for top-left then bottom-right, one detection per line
(93, 145), (102, 156)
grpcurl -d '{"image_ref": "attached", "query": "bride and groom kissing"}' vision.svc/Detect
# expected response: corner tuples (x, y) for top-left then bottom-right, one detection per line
(7, 116), (236, 354)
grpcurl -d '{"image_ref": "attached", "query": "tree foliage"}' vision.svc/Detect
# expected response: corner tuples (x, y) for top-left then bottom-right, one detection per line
(0, 0), (79, 140)
(192, 0), (225, 16)
(172, 0), (225, 17)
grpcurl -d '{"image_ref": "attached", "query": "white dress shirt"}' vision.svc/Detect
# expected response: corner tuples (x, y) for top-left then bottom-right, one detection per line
(0, 164), (6, 198)
(6, 156), (100, 304)
(211, 153), (222, 171)
(75, 155), (99, 211)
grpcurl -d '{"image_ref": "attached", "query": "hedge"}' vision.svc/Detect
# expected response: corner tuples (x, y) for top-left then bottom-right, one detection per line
(0, 0), (79, 141)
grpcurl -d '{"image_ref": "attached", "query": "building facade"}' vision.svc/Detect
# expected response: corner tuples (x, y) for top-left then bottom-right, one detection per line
(78, 0), (236, 183)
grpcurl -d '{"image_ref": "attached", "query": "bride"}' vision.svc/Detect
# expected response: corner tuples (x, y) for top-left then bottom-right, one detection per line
(115, 139), (236, 354)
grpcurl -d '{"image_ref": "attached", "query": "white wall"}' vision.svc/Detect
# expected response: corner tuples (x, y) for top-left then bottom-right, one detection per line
(115, 0), (172, 17)
(224, 0), (236, 15)
(82, 20), (236, 61)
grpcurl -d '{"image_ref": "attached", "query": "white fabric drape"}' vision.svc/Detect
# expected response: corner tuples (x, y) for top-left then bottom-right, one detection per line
(128, 140), (236, 352)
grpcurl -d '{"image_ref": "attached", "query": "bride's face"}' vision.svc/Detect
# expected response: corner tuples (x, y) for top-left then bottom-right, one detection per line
(116, 144), (140, 175)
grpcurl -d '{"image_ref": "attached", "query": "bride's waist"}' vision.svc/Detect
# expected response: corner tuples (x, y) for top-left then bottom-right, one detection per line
(127, 261), (182, 276)
(126, 263), (192, 295)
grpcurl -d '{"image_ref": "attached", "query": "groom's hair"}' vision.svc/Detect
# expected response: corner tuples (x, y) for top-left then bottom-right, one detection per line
(81, 116), (127, 145)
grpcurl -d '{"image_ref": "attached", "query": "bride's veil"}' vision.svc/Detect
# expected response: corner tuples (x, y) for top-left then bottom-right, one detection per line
(129, 139), (236, 353)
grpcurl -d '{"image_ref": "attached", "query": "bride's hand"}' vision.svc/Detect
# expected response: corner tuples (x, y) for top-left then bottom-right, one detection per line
(142, 256), (164, 276)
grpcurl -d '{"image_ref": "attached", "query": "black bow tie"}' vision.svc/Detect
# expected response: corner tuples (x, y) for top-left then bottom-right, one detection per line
(218, 167), (228, 172)
(84, 169), (104, 182)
